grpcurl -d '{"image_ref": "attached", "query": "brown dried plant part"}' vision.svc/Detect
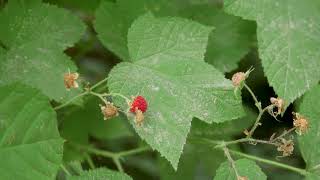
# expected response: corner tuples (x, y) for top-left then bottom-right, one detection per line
(276, 138), (294, 157)
(232, 72), (246, 86)
(238, 176), (248, 180)
(135, 108), (144, 126)
(64, 72), (79, 90)
(270, 97), (285, 116)
(100, 102), (119, 120)
(293, 112), (309, 135)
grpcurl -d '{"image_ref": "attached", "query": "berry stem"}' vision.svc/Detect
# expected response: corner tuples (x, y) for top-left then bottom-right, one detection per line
(244, 83), (261, 111)
(246, 105), (274, 138)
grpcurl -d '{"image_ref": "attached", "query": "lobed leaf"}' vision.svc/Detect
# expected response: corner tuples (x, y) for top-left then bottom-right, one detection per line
(297, 85), (320, 170)
(224, 0), (320, 105)
(0, 83), (64, 179)
(214, 158), (267, 180)
(0, 0), (85, 102)
(108, 14), (244, 169)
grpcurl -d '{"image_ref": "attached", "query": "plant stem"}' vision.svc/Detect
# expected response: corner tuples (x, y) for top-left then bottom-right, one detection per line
(54, 91), (89, 110)
(228, 149), (309, 176)
(85, 153), (96, 169)
(222, 143), (242, 179)
(89, 91), (108, 104)
(247, 105), (273, 138)
(244, 83), (261, 111)
(91, 77), (109, 91)
(214, 138), (277, 148)
(270, 127), (296, 142)
(117, 146), (151, 157)
(60, 164), (71, 176)
(113, 157), (124, 173)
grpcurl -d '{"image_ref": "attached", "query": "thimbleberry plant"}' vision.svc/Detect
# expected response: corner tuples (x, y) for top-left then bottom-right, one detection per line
(0, 0), (319, 179)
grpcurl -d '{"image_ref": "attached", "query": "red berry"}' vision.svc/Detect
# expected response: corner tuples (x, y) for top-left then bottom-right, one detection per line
(130, 96), (148, 113)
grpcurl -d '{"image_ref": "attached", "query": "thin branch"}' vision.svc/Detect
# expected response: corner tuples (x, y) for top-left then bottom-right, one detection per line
(222, 143), (242, 179)
(244, 83), (261, 111)
(113, 157), (124, 173)
(54, 91), (89, 110)
(117, 146), (151, 157)
(60, 164), (71, 176)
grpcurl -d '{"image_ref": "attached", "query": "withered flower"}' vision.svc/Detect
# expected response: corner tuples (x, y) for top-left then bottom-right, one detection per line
(277, 138), (294, 157)
(270, 97), (285, 115)
(293, 113), (309, 135)
(100, 102), (118, 120)
(64, 72), (79, 90)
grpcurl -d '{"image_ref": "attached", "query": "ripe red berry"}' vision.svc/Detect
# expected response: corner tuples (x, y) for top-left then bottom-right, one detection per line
(130, 96), (148, 113)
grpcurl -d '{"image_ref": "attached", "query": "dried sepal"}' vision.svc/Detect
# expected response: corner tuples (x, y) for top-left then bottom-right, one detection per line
(276, 138), (294, 157)
(238, 176), (248, 180)
(293, 112), (309, 135)
(134, 108), (144, 126)
(100, 102), (118, 120)
(64, 72), (79, 90)
(270, 97), (285, 116)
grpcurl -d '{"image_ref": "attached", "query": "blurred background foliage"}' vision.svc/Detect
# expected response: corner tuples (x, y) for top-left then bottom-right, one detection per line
(19, 0), (305, 179)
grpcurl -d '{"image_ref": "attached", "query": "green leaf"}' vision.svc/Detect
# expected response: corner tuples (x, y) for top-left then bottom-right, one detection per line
(159, 107), (256, 180)
(0, 0), (85, 102)
(180, 5), (256, 72)
(60, 98), (133, 162)
(0, 83), (64, 179)
(67, 168), (132, 180)
(297, 85), (320, 170)
(214, 159), (267, 180)
(108, 14), (244, 169)
(224, 0), (320, 104)
(94, 0), (256, 72)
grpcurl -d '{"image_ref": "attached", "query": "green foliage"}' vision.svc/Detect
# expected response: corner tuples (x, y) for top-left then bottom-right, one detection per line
(0, 83), (64, 179)
(107, 13), (244, 169)
(68, 168), (132, 180)
(0, 0), (319, 179)
(94, 0), (255, 72)
(224, 0), (320, 105)
(214, 159), (267, 180)
(0, 0), (85, 102)
(298, 85), (320, 170)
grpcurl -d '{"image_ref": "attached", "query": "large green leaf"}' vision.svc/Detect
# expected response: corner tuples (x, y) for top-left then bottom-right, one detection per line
(0, 83), (64, 179)
(94, 0), (255, 72)
(108, 14), (244, 169)
(180, 5), (256, 72)
(159, 107), (256, 180)
(224, 0), (320, 104)
(214, 159), (267, 180)
(0, 0), (85, 102)
(298, 85), (320, 170)
(67, 168), (132, 180)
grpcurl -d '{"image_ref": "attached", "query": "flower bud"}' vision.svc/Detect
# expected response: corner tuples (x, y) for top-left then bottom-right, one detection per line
(277, 138), (294, 157)
(231, 72), (246, 86)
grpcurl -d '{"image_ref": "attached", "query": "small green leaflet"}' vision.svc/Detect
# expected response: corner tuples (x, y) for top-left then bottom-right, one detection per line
(214, 159), (267, 180)
(0, 0), (85, 102)
(94, 0), (256, 72)
(107, 14), (244, 169)
(224, 0), (320, 105)
(298, 85), (320, 170)
(0, 83), (64, 179)
(67, 168), (132, 180)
